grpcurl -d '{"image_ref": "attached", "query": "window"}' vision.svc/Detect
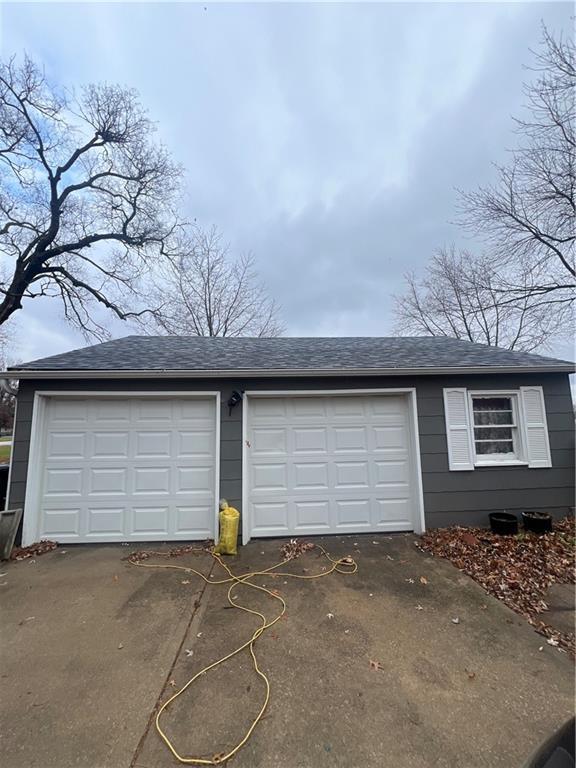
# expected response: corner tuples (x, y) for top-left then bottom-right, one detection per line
(471, 395), (519, 462)
(443, 386), (552, 471)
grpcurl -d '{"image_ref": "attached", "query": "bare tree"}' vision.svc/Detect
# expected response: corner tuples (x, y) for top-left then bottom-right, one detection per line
(0, 322), (17, 433)
(141, 225), (284, 337)
(0, 56), (183, 338)
(394, 246), (567, 351)
(458, 26), (575, 310)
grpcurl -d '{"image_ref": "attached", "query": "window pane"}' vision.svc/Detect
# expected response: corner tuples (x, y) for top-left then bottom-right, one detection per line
(474, 427), (513, 441)
(474, 410), (513, 426)
(476, 440), (514, 455)
(473, 397), (512, 412)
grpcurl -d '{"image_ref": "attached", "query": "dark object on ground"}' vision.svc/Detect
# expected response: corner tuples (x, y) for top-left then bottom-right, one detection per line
(489, 512), (519, 535)
(0, 508), (22, 560)
(10, 539), (58, 560)
(524, 717), (575, 768)
(0, 464), (9, 508)
(418, 516), (575, 655)
(523, 511), (553, 534)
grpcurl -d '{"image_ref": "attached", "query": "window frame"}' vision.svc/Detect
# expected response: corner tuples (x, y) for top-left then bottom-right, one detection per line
(467, 390), (528, 467)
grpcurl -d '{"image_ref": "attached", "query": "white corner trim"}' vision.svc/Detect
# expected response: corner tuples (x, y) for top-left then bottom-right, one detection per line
(241, 394), (250, 545)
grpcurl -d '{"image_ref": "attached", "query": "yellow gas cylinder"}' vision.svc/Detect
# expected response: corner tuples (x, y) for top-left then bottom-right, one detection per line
(214, 499), (240, 555)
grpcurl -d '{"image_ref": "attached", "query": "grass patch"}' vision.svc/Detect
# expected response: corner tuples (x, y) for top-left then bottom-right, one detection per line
(0, 443), (11, 463)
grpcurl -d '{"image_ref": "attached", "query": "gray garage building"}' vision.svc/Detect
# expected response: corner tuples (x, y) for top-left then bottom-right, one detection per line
(5, 336), (574, 546)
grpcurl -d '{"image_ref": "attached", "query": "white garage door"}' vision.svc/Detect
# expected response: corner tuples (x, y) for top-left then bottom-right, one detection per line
(24, 396), (218, 545)
(246, 393), (421, 538)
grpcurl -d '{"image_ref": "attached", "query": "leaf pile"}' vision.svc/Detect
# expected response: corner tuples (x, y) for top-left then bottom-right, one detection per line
(418, 517), (575, 655)
(125, 542), (212, 564)
(280, 539), (316, 561)
(10, 540), (58, 560)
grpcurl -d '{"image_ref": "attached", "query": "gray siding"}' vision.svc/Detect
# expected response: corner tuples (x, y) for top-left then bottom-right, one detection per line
(8, 372), (574, 532)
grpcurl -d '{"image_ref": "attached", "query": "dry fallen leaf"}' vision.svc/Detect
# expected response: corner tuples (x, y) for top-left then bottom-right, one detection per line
(418, 516), (575, 656)
(369, 659), (384, 671)
(184, 649), (194, 657)
(419, 576), (428, 585)
(451, 617), (460, 624)
(117, 643), (124, 650)
(181, 580), (191, 585)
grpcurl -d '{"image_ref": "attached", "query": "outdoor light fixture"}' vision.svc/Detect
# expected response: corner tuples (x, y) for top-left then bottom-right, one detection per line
(227, 390), (243, 416)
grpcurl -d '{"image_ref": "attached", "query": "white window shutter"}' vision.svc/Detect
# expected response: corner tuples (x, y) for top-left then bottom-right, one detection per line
(520, 387), (552, 468)
(443, 388), (474, 471)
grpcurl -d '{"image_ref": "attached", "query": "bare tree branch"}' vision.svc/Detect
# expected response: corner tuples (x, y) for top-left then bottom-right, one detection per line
(0, 55), (184, 339)
(137, 225), (284, 338)
(457, 25), (575, 309)
(393, 246), (570, 352)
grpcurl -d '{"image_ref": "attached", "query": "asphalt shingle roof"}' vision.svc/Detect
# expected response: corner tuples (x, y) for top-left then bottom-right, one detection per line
(10, 336), (574, 374)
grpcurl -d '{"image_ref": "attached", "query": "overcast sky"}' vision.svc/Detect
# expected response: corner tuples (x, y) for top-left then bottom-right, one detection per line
(1, 1), (573, 362)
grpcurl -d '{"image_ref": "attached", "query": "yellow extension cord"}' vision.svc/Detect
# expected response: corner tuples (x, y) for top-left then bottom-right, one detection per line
(129, 544), (357, 765)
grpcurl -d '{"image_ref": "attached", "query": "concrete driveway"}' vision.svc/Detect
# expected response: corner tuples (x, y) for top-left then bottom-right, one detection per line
(0, 535), (573, 768)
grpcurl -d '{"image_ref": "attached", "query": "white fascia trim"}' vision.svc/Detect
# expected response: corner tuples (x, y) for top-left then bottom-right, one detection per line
(6, 365), (575, 379)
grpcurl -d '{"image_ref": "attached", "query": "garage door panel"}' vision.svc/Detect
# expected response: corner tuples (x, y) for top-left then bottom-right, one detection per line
(293, 462), (329, 490)
(252, 398), (287, 420)
(47, 432), (86, 459)
(331, 398), (366, 418)
(333, 426), (367, 453)
(133, 506), (169, 534)
(30, 396), (218, 544)
(252, 463), (288, 491)
(49, 400), (89, 423)
(133, 467), (170, 494)
(247, 394), (419, 537)
(88, 468), (127, 495)
(374, 460), (410, 485)
(94, 400), (130, 422)
(86, 508), (124, 536)
(336, 499), (371, 527)
(178, 430), (215, 458)
(293, 398), (327, 418)
(175, 506), (213, 536)
(375, 498), (412, 525)
(253, 501), (289, 531)
(372, 425), (408, 451)
(135, 431), (171, 458)
(176, 466), (213, 495)
(252, 427), (287, 455)
(294, 500), (330, 529)
(293, 427), (327, 454)
(334, 461), (370, 488)
(91, 432), (130, 459)
(44, 468), (83, 496)
(40, 508), (81, 537)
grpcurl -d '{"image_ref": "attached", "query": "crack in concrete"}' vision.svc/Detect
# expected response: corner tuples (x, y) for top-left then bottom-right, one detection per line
(129, 558), (215, 768)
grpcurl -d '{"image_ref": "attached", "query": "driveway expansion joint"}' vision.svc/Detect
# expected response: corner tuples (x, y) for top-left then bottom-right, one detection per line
(129, 557), (215, 768)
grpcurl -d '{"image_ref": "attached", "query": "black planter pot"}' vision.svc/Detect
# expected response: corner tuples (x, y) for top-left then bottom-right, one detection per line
(522, 511), (553, 534)
(489, 512), (519, 535)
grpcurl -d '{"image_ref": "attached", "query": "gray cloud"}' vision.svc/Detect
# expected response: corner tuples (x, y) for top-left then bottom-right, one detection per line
(1, 1), (573, 360)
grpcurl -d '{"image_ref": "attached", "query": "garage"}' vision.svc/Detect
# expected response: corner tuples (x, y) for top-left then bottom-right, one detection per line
(243, 391), (424, 540)
(22, 394), (219, 545)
